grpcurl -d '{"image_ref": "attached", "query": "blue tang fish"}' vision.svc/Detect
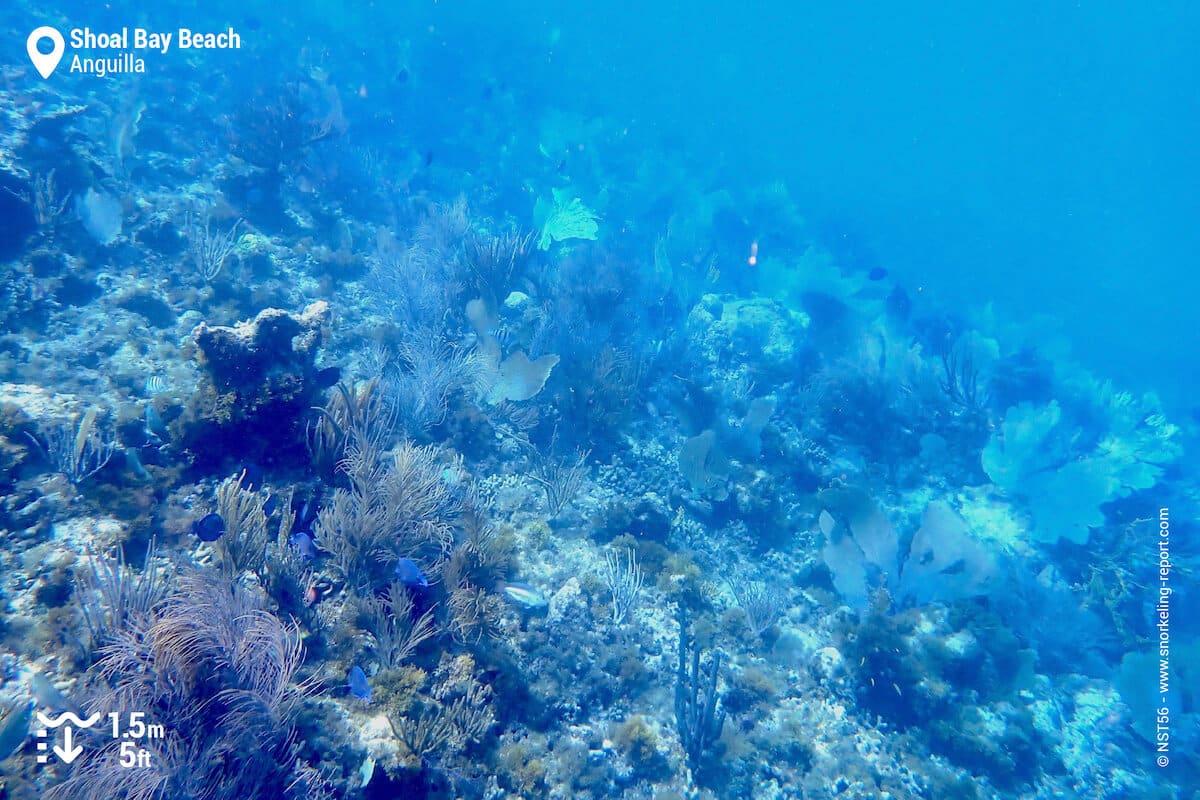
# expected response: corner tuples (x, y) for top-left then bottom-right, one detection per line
(289, 532), (318, 560)
(347, 666), (371, 701)
(192, 513), (225, 542)
(394, 558), (428, 589)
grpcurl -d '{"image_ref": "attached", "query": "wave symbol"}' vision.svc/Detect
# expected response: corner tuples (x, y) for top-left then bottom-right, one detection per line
(35, 711), (101, 729)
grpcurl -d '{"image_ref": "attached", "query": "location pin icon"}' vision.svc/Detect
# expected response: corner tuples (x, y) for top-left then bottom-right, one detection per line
(27, 26), (65, 79)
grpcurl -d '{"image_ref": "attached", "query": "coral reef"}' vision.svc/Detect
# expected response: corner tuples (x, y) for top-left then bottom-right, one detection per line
(175, 301), (330, 467)
(0, 12), (1190, 800)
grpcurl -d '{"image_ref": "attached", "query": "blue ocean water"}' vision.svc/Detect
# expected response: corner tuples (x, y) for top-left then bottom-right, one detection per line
(0, 1), (1196, 798)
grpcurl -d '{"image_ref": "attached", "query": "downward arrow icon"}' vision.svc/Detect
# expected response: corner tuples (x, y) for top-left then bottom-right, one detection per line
(54, 726), (83, 764)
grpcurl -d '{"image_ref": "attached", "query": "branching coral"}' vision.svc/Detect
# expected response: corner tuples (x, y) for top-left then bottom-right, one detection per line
(29, 407), (117, 484)
(939, 335), (992, 414)
(529, 446), (591, 519)
(306, 378), (395, 476)
(315, 439), (463, 591)
(464, 227), (535, 306)
(674, 610), (726, 771)
(729, 580), (787, 637)
(212, 470), (270, 578)
(358, 582), (437, 669)
(183, 209), (243, 283)
(50, 572), (314, 800)
(74, 541), (168, 658)
(447, 584), (504, 645)
(603, 547), (645, 624)
(389, 661), (495, 768)
(441, 507), (513, 589)
(390, 330), (483, 435)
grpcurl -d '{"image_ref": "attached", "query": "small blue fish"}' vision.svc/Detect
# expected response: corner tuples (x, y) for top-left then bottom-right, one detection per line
(289, 532), (318, 560)
(192, 512), (225, 542)
(347, 666), (371, 701)
(315, 366), (342, 388)
(502, 582), (548, 610)
(394, 558), (428, 589)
